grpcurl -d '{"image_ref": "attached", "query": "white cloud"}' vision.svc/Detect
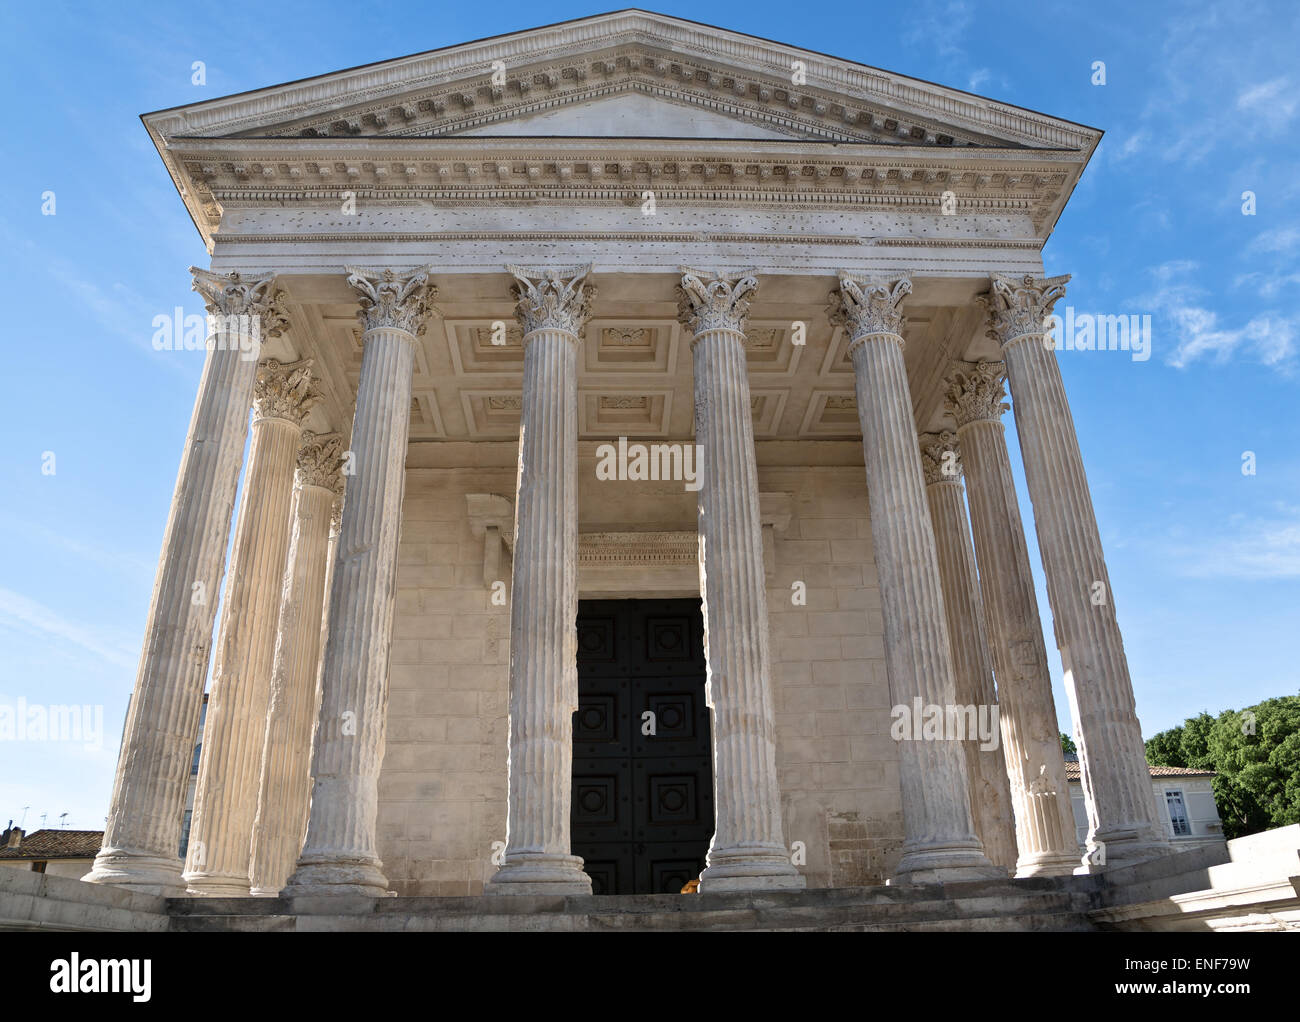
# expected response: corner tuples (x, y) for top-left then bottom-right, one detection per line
(0, 588), (136, 670)
(1248, 226), (1300, 253)
(1172, 514), (1300, 579)
(1235, 77), (1299, 132)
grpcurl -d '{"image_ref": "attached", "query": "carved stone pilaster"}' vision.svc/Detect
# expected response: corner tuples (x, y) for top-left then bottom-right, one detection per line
(486, 264), (595, 895)
(830, 274), (996, 884)
(508, 264), (595, 337)
(676, 268), (757, 336)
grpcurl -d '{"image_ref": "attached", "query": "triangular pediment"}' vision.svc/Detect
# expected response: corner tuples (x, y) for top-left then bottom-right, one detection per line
(145, 10), (1098, 153)
(448, 88), (817, 140)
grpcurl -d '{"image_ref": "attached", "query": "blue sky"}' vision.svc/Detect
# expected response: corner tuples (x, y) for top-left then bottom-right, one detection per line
(1, 0), (1297, 830)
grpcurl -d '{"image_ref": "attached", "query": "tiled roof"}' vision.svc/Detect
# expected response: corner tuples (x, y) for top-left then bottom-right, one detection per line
(0, 830), (103, 860)
(1064, 764), (1215, 780)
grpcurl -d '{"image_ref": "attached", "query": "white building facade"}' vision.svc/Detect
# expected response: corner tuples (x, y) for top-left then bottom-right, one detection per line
(85, 11), (1172, 900)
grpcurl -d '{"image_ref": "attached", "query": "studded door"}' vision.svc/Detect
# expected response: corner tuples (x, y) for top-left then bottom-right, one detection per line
(572, 598), (713, 894)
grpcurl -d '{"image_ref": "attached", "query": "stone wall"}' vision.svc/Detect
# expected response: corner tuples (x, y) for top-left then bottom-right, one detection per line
(376, 450), (903, 895)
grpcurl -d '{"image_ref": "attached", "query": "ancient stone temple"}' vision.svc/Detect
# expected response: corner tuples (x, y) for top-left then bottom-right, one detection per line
(85, 9), (1174, 906)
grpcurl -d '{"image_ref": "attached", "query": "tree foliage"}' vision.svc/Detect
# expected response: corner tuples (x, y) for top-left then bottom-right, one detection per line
(1146, 696), (1300, 839)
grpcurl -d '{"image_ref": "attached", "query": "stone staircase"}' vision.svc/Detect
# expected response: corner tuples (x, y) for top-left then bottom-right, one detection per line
(166, 877), (1104, 932)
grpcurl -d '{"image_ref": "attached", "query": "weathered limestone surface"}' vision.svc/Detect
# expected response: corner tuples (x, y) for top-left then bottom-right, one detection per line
(677, 269), (803, 893)
(286, 267), (434, 896)
(830, 276), (997, 884)
(985, 275), (1168, 867)
(485, 266), (594, 895)
(919, 432), (1018, 874)
(185, 359), (318, 896)
(85, 269), (287, 896)
(249, 432), (343, 895)
(947, 361), (1079, 876)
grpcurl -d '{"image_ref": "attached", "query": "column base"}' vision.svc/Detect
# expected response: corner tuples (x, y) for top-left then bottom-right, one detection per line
(484, 853), (593, 896)
(1074, 829), (1172, 874)
(892, 842), (1003, 885)
(698, 846), (805, 893)
(183, 870), (253, 897)
(82, 849), (188, 897)
(1016, 850), (1084, 878)
(283, 857), (392, 897)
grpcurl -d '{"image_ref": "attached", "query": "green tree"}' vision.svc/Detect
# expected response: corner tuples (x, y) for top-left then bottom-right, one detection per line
(1146, 696), (1300, 839)
(1060, 731), (1076, 756)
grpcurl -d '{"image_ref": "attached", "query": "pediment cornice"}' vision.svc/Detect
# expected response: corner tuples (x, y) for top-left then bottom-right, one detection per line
(144, 11), (1097, 152)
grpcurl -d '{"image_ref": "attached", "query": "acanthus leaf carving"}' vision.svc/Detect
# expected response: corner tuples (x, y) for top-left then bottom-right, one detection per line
(979, 273), (1069, 348)
(507, 263), (595, 337)
(918, 429), (962, 485)
(676, 267), (758, 336)
(828, 274), (910, 345)
(945, 360), (1008, 427)
(346, 265), (437, 336)
(254, 359), (320, 426)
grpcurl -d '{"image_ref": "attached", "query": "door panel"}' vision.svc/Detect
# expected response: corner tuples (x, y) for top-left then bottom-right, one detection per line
(572, 598), (712, 894)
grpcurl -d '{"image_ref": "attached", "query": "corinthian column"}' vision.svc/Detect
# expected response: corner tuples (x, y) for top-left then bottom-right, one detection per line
(249, 432), (344, 896)
(286, 266), (434, 896)
(677, 269), (804, 893)
(85, 269), (287, 895)
(829, 275), (996, 884)
(983, 276), (1168, 867)
(184, 359), (319, 895)
(918, 431), (1019, 873)
(485, 265), (594, 896)
(942, 365), (1078, 876)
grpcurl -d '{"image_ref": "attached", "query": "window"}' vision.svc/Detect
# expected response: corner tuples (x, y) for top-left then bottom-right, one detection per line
(179, 810), (193, 858)
(1165, 789), (1191, 836)
(191, 741), (202, 775)
(32, 860), (46, 873)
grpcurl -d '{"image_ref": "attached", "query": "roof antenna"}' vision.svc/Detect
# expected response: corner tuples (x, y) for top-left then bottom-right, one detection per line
(59, 812), (69, 828)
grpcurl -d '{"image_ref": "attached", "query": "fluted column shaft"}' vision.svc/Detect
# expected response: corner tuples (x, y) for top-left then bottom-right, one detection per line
(679, 270), (803, 893)
(86, 270), (286, 895)
(987, 275), (1168, 865)
(830, 276), (995, 884)
(249, 434), (342, 895)
(286, 266), (434, 896)
(487, 266), (593, 895)
(944, 367), (1079, 875)
(185, 360), (317, 895)
(920, 434), (1018, 873)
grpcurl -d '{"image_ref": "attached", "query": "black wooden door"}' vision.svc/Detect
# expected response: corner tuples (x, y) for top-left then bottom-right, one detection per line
(572, 598), (713, 894)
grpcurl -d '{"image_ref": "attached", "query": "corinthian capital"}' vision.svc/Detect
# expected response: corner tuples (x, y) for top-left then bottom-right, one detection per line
(919, 430), (962, 485)
(254, 359), (320, 426)
(945, 361), (1009, 428)
(676, 268), (758, 336)
(507, 264), (595, 337)
(980, 273), (1070, 348)
(346, 265), (436, 336)
(828, 274), (911, 345)
(190, 267), (290, 337)
(296, 431), (345, 496)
